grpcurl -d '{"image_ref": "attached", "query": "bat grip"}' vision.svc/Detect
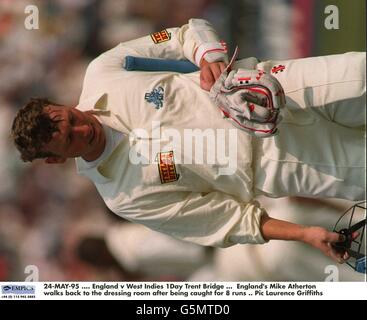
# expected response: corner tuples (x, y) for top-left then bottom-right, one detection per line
(124, 56), (199, 73)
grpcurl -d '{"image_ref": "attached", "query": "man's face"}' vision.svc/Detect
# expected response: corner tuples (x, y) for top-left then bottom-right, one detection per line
(42, 106), (105, 163)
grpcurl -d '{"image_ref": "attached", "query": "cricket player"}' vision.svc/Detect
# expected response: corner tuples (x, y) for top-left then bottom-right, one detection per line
(11, 19), (365, 264)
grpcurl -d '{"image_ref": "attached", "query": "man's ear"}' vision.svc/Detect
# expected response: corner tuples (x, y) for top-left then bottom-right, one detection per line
(44, 157), (67, 164)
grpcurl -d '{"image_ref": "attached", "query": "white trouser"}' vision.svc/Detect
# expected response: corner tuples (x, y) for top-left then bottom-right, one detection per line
(252, 52), (366, 201)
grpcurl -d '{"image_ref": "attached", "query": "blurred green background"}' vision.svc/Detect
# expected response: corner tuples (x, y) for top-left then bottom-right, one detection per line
(315, 0), (366, 54)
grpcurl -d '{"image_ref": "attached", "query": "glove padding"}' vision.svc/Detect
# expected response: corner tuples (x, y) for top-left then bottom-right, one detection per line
(209, 68), (286, 138)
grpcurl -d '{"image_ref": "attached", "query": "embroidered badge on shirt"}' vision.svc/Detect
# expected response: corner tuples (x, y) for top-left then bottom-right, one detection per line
(157, 151), (180, 184)
(151, 30), (171, 44)
(145, 86), (164, 109)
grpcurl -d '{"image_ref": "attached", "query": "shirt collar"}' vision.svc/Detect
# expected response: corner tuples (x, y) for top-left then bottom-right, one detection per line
(77, 93), (110, 115)
(75, 157), (111, 184)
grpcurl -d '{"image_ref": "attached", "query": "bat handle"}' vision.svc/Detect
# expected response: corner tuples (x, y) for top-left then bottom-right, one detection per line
(124, 56), (199, 73)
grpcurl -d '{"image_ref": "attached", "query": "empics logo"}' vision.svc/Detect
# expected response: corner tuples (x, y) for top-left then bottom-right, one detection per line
(1, 285), (35, 295)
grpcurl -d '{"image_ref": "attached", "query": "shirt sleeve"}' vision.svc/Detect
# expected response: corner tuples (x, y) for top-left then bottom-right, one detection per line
(85, 18), (228, 75)
(109, 190), (268, 248)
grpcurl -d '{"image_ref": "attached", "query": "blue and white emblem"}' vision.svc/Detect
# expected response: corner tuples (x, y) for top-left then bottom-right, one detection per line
(145, 86), (164, 109)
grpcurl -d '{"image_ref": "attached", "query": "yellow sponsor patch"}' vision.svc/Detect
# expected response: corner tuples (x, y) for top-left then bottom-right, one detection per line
(157, 151), (179, 184)
(151, 29), (171, 44)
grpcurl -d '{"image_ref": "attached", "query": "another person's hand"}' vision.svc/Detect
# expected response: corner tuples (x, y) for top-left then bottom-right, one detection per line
(199, 60), (227, 91)
(301, 226), (359, 263)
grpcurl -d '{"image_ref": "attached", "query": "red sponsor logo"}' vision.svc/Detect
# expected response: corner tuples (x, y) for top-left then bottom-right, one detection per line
(151, 30), (171, 44)
(157, 151), (179, 183)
